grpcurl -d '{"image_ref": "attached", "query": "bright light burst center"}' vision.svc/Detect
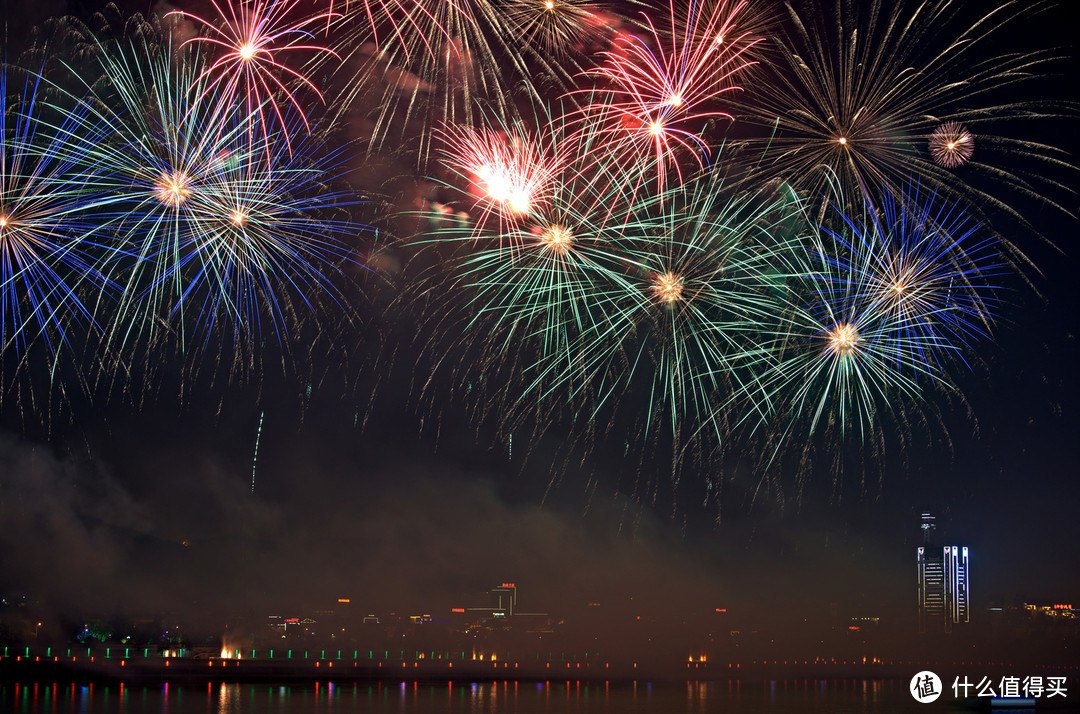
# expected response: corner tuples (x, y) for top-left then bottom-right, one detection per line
(651, 271), (684, 304)
(478, 167), (532, 215)
(826, 323), (860, 356)
(238, 42), (258, 61)
(155, 172), (193, 207)
(539, 225), (573, 254)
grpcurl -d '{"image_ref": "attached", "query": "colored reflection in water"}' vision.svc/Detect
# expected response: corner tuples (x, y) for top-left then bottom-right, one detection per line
(0, 679), (910, 713)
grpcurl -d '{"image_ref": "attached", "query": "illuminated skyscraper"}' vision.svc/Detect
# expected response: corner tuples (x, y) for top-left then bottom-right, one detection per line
(917, 512), (970, 633)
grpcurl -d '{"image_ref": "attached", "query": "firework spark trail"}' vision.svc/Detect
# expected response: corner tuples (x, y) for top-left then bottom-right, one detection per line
(330, 0), (532, 165)
(251, 409), (264, 494)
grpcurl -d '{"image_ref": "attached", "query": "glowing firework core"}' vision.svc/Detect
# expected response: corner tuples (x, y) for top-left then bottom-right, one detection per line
(238, 43), (258, 61)
(837, 137), (847, 145)
(478, 167), (532, 216)
(0, 215), (8, 230)
(651, 271), (684, 304)
(826, 323), (860, 356)
(231, 210), (247, 226)
(544, 1), (555, 9)
(538, 225), (574, 255)
(155, 172), (193, 207)
(929, 122), (974, 168)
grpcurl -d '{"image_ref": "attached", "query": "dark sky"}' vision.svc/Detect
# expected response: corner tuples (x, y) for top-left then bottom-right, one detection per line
(0, 0), (1078, 639)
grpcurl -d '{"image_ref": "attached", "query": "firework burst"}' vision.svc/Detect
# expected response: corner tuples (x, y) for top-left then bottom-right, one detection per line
(733, 0), (1073, 254)
(0, 66), (114, 355)
(929, 121), (974, 168)
(822, 183), (998, 375)
(571, 0), (758, 194)
(435, 119), (559, 229)
(435, 113), (648, 374)
(749, 181), (998, 443)
(57, 36), (363, 359)
(169, 0), (340, 144)
(528, 169), (808, 437)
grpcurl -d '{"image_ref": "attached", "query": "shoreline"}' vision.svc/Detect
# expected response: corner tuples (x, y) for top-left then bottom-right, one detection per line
(3, 652), (1075, 686)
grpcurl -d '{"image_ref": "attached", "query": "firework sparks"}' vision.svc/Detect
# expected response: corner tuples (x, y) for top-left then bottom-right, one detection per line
(749, 181), (998, 444)
(436, 119), (560, 228)
(650, 270), (685, 305)
(57, 35), (363, 356)
(929, 122), (974, 168)
(571, 0), (757, 194)
(824, 322), (859, 357)
(170, 0), (340, 142)
(733, 0), (1072, 252)
(329, 0), (530, 165)
(503, 0), (598, 59)
(0, 66), (114, 355)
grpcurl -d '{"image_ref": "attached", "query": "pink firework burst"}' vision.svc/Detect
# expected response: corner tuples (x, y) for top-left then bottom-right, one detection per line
(437, 121), (560, 233)
(572, 0), (758, 191)
(170, 0), (340, 143)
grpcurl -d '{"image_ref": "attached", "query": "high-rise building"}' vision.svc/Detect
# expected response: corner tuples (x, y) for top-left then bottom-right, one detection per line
(917, 512), (970, 633)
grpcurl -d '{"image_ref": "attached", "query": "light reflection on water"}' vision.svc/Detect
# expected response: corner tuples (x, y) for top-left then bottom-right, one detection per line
(1, 679), (912, 713)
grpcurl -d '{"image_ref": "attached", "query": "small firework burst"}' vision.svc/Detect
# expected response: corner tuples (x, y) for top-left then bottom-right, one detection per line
(536, 223), (575, 256)
(929, 122), (974, 168)
(154, 171), (195, 207)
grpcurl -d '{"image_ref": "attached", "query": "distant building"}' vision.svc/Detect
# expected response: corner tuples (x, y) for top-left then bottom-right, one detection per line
(917, 512), (970, 633)
(468, 582), (517, 620)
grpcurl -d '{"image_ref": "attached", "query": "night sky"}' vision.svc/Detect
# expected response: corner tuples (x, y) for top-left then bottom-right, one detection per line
(0, 0), (1078, 646)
